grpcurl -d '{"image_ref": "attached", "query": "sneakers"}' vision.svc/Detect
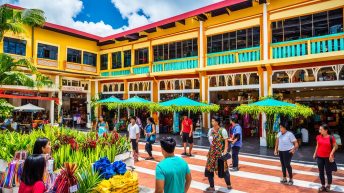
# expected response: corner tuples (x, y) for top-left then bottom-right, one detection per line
(280, 178), (287, 184)
(231, 167), (239, 171)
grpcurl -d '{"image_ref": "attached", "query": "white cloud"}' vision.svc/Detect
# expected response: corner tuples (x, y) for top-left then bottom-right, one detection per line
(111, 0), (223, 30)
(1, 0), (223, 37)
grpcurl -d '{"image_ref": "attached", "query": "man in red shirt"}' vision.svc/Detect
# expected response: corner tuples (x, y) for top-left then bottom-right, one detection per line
(180, 114), (193, 156)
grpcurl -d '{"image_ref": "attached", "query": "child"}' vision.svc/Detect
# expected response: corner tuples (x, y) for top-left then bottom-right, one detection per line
(19, 155), (46, 193)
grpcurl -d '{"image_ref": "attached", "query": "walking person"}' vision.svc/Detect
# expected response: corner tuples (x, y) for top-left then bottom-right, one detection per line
(155, 137), (192, 193)
(205, 116), (232, 191)
(274, 123), (298, 185)
(97, 116), (109, 137)
(180, 114), (193, 156)
(128, 116), (140, 162)
(228, 116), (242, 171)
(145, 117), (156, 160)
(313, 124), (338, 192)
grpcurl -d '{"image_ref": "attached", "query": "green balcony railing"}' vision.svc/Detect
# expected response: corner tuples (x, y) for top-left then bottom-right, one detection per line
(271, 32), (344, 59)
(207, 47), (260, 66)
(133, 65), (150, 75)
(153, 56), (198, 72)
(101, 69), (130, 77)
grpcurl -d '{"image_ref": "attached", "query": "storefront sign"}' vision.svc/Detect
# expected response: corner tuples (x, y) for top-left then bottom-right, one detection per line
(62, 86), (84, 92)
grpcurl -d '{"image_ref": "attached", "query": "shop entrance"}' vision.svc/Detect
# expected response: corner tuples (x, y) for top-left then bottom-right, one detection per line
(62, 92), (87, 128)
(209, 89), (260, 139)
(274, 86), (344, 146)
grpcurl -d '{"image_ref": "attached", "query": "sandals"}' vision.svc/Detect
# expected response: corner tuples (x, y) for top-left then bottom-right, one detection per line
(325, 185), (331, 192)
(287, 180), (294, 186)
(227, 185), (232, 190)
(205, 187), (215, 192)
(181, 152), (187, 156)
(318, 186), (327, 192)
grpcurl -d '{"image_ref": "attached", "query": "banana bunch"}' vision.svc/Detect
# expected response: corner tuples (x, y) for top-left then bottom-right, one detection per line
(94, 171), (138, 193)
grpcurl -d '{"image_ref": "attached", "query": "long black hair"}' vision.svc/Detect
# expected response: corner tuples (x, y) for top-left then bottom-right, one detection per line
(33, 137), (49, 154)
(147, 117), (155, 125)
(21, 154), (46, 185)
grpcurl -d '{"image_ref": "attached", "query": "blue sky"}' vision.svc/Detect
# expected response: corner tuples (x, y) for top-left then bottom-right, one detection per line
(75, 0), (126, 29)
(1, 0), (221, 37)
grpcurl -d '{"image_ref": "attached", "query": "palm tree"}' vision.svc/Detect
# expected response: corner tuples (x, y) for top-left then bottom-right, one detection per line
(0, 53), (53, 87)
(0, 5), (45, 41)
(0, 5), (51, 118)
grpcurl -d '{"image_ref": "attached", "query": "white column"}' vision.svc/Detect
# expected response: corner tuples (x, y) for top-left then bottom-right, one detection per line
(49, 97), (54, 125)
(56, 75), (63, 124)
(263, 3), (269, 61)
(94, 80), (99, 119)
(86, 81), (91, 128)
(260, 71), (269, 146)
(199, 21), (204, 69)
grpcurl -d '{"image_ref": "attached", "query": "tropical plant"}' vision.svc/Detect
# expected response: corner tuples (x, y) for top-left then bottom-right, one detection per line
(53, 163), (78, 193)
(76, 167), (102, 193)
(0, 5), (45, 41)
(0, 99), (14, 119)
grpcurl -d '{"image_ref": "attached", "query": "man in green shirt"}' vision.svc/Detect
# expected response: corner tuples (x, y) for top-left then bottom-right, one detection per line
(155, 137), (192, 193)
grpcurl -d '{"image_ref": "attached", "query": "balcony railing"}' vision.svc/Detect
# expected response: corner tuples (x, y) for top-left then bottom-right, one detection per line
(207, 47), (260, 66)
(132, 64), (150, 75)
(37, 58), (58, 68)
(65, 62), (97, 73)
(271, 32), (344, 59)
(101, 68), (131, 77)
(153, 56), (198, 72)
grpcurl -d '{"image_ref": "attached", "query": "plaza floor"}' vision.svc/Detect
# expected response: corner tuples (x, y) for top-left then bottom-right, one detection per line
(135, 142), (344, 193)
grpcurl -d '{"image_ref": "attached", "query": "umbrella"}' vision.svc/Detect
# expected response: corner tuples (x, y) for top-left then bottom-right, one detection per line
(235, 98), (312, 117)
(14, 103), (44, 112)
(96, 96), (123, 122)
(97, 96), (122, 104)
(123, 96), (154, 116)
(158, 96), (219, 134)
(158, 96), (219, 113)
(234, 98), (313, 148)
(14, 103), (45, 121)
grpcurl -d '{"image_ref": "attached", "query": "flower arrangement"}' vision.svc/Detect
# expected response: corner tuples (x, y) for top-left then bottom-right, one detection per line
(93, 158), (127, 179)
(94, 171), (138, 193)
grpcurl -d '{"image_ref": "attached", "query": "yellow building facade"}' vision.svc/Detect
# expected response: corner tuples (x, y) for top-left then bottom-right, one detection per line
(1, 0), (344, 146)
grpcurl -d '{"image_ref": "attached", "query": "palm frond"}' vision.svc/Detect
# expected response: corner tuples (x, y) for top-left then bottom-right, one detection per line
(1, 71), (35, 87)
(3, 22), (25, 34)
(14, 58), (38, 73)
(21, 9), (46, 27)
(0, 53), (16, 73)
(35, 73), (53, 88)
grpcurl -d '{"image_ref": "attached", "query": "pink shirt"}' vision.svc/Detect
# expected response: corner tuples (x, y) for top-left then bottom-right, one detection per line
(19, 181), (45, 193)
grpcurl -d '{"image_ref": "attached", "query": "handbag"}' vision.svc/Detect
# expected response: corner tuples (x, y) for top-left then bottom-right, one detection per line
(149, 134), (156, 143)
(329, 136), (337, 172)
(220, 152), (232, 161)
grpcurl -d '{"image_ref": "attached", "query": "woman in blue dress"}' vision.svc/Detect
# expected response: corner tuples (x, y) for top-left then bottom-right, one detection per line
(97, 116), (109, 137)
(144, 117), (156, 160)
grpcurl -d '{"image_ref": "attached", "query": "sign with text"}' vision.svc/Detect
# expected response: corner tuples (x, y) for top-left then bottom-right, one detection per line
(62, 86), (84, 92)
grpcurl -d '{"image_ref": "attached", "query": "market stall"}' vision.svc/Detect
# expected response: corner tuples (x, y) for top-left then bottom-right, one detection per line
(234, 98), (313, 148)
(158, 96), (219, 136)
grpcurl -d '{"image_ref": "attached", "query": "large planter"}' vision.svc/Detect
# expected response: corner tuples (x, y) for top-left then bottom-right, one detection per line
(114, 151), (131, 161)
